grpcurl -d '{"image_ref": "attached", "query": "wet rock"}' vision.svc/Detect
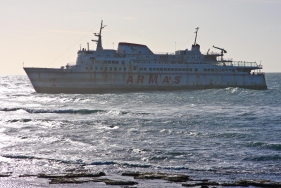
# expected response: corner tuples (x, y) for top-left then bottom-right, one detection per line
(122, 171), (190, 182)
(182, 181), (219, 187)
(19, 174), (37, 177)
(163, 174), (190, 182)
(121, 171), (141, 176)
(38, 172), (106, 179)
(49, 178), (91, 184)
(0, 174), (11, 177)
(104, 180), (138, 185)
(220, 179), (281, 187)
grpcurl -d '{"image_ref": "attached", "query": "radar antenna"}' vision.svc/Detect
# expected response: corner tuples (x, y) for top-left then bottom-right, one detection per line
(194, 27), (199, 45)
(92, 20), (107, 51)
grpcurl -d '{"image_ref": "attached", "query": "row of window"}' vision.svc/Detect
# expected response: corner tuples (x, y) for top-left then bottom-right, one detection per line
(85, 67), (234, 72)
(203, 68), (235, 72)
(93, 60), (206, 64)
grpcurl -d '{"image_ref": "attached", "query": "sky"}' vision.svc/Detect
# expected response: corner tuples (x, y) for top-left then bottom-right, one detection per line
(0, 0), (281, 75)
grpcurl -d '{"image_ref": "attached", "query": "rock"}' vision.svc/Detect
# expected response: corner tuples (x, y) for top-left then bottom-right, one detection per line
(0, 174), (11, 177)
(49, 178), (91, 184)
(221, 179), (281, 187)
(121, 171), (141, 176)
(38, 172), (106, 179)
(104, 180), (138, 185)
(19, 174), (37, 177)
(182, 181), (219, 187)
(163, 174), (190, 182)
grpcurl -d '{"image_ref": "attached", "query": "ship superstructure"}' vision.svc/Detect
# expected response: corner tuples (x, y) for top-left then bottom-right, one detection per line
(24, 21), (267, 93)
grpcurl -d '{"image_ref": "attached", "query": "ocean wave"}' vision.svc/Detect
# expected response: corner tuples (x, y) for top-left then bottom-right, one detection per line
(247, 142), (281, 151)
(0, 107), (150, 116)
(244, 154), (281, 161)
(0, 108), (108, 114)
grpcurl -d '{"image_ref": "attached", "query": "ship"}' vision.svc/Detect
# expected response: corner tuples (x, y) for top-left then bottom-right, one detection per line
(24, 21), (267, 94)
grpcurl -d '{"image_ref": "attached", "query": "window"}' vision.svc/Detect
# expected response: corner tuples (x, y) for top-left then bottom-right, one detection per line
(119, 67), (122, 71)
(144, 68), (147, 71)
(124, 67), (126, 71)
(164, 68), (167, 71)
(211, 69), (214, 72)
(149, 68), (152, 71)
(195, 68), (198, 71)
(114, 67), (117, 71)
(153, 68), (156, 71)
(110, 67), (112, 71)
(100, 67), (103, 70)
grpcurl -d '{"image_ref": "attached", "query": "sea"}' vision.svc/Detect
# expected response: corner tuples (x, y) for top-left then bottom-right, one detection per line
(0, 73), (281, 187)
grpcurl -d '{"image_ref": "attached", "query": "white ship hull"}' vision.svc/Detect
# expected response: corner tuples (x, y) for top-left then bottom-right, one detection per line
(24, 68), (267, 94)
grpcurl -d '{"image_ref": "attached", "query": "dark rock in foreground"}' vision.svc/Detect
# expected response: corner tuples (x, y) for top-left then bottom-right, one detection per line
(37, 172), (106, 179)
(122, 171), (190, 182)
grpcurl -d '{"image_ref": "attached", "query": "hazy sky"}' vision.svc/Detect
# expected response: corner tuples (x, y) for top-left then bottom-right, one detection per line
(1, 0), (281, 75)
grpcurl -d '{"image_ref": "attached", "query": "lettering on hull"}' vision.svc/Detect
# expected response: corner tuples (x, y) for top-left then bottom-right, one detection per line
(126, 75), (181, 85)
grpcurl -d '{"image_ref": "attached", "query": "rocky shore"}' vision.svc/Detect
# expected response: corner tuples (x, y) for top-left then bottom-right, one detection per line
(1, 170), (281, 187)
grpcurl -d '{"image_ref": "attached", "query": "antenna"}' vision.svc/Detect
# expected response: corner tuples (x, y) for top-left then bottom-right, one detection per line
(194, 27), (199, 45)
(92, 20), (107, 51)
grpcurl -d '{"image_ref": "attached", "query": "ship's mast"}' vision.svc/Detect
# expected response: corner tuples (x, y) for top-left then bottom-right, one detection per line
(92, 20), (107, 51)
(194, 27), (199, 45)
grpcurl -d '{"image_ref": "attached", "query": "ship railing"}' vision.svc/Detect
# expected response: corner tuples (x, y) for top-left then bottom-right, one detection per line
(154, 52), (175, 55)
(212, 61), (260, 68)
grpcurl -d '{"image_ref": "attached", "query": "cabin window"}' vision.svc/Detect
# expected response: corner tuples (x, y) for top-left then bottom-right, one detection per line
(168, 68), (170, 71)
(157, 68), (159, 71)
(110, 67), (112, 71)
(207, 69), (210, 72)
(100, 67), (103, 70)
(140, 68), (143, 71)
(149, 68), (152, 71)
(195, 68), (198, 71)
(164, 68), (167, 71)
(190, 68), (192, 71)
(124, 67), (126, 71)
(171, 68), (174, 71)
(160, 68), (163, 71)
(175, 68), (178, 71)
(122, 61), (125, 64)
(119, 67), (122, 71)
(211, 69), (214, 72)
(144, 68), (147, 71)
(114, 67), (117, 71)
(116, 61), (119, 64)
(104, 61), (107, 63)
(108, 61), (111, 64)
(105, 67), (107, 71)
(133, 67), (137, 71)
